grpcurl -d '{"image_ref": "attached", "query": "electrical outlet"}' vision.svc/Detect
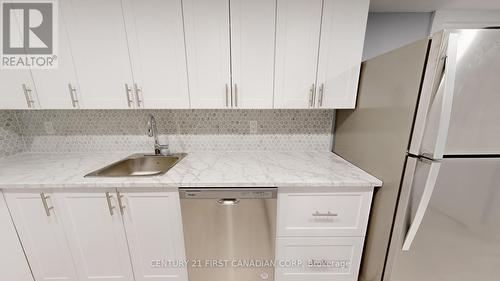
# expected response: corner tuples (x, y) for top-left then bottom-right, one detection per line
(44, 121), (55, 135)
(249, 120), (258, 134)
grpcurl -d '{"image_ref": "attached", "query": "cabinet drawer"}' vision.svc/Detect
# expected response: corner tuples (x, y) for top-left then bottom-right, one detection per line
(277, 191), (372, 237)
(275, 237), (364, 281)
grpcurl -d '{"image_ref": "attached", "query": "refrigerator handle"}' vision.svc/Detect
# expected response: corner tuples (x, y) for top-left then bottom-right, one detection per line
(431, 33), (459, 159)
(402, 161), (441, 251)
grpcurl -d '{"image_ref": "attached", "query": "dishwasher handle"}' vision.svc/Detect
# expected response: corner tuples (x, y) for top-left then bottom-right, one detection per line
(217, 198), (240, 206)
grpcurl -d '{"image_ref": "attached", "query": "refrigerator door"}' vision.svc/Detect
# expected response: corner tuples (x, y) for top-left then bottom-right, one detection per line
(334, 38), (430, 281)
(384, 157), (500, 281)
(411, 30), (500, 157)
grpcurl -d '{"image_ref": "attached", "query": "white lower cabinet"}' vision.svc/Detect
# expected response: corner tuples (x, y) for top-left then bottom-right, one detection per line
(119, 190), (188, 281)
(277, 191), (372, 237)
(0, 192), (34, 281)
(4, 189), (187, 281)
(276, 188), (373, 281)
(4, 191), (79, 281)
(275, 237), (364, 281)
(56, 191), (134, 281)
(4, 187), (372, 281)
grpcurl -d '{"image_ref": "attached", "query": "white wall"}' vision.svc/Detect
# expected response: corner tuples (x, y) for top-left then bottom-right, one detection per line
(362, 12), (432, 60)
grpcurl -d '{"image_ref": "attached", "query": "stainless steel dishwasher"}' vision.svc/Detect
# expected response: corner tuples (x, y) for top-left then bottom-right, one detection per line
(179, 188), (277, 281)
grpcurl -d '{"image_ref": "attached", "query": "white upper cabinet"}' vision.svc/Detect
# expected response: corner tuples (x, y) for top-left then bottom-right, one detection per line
(4, 192), (78, 281)
(274, 0), (369, 109)
(183, 0), (231, 109)
(119, 190), (188, 281)
(316, 0), (369, 108)
(0, 193), (33, 281)
(1, 0), (368, 110)
(32, 6), (82, 109)
(0, 69), (38, 109)
(274, 0), (323, 109)
(230, 0), (276, 108)
(122, 0), (190, 109)
(0, 3), (39, 110)
(56, 191), (134, 281)
(61, 0), (135, 109)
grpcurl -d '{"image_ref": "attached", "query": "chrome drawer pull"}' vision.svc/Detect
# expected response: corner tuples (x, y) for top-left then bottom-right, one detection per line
(68, 83), (79, 108)
(309, 83), (315, 108)
(117, 192), (126, 215)
(233, 83), (238, 108)
(134, 83), (143, 108)
(125, 83), (135, 108)
(105, 192), (115, 216)
(40, 193), (54, 216)
(318, 83), (324, 107)
(225, 83), (230, 108)
(22, 84), (35, 108)
(312, 211), (338, 217)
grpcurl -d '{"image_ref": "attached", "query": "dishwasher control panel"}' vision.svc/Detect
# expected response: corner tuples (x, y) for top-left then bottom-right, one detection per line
(179, 188), (277, 199)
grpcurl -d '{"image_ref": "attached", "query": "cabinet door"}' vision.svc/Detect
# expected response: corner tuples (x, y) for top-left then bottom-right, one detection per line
(56, 192), (134, 281)
(0, 4), (38, 109)
(230, 0), (276, 108)
(0, 193), (34, 281)
(119, 190), (188, 281)
(32, 5), (82, 109)
(4, 192), (78, 281)
(275, 237), (364, 281)
(122, 0), (190, 109)
(274, 0), (323, 108)
(183, 0), (231, 108)
(61, 0), (134, 109)
(0, 69), (38, 109)
(316, 0), (369, 108)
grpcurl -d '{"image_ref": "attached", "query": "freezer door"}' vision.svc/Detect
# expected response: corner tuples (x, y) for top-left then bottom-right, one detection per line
(384, 157), (500, 281)
(412, 30), (500, 157)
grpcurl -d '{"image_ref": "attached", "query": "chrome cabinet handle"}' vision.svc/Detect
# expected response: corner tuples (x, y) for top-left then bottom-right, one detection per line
(105, 192), (115, 216)
(125, 83), (135, 108)
(134, 83), (143, 108)
(309, 84), (315, 108)
(225, 84), (230, 108)
(312, 211), (338, 217)
(117, 192), (126, 215)
(40, 193), (54, 216)
(233, 83), (238, 108)
(68, 83), (79, 108)
(22, 84), (35, 108)
(318, 83), (324, 107)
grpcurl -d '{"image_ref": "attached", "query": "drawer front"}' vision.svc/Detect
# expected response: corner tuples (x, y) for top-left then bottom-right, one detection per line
(277, 191), (372, 237)
(275, 237), (364, 281)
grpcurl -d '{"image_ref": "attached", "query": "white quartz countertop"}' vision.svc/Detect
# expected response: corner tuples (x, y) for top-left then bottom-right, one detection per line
(0, 151), (382, 189)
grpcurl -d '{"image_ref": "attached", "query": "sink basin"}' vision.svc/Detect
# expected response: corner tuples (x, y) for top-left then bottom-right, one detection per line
(85, 153), (187, 177)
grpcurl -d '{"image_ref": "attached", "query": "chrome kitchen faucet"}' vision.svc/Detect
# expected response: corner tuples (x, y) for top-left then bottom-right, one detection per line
(147, 115), (170, 155)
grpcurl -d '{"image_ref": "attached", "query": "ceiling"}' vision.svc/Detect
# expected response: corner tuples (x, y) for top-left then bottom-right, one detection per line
(370, 0), (500, 12)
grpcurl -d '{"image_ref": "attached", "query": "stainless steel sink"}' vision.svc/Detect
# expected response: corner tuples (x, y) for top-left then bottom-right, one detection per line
(85, 153), (187, 177)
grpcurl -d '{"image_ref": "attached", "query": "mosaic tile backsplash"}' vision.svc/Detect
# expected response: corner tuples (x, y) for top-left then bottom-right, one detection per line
(1, 109), (335, 155)
(0, 111), (24, 157)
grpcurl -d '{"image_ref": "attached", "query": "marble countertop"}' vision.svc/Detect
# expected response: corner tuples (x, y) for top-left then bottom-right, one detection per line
(0, 151), (382, 189)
